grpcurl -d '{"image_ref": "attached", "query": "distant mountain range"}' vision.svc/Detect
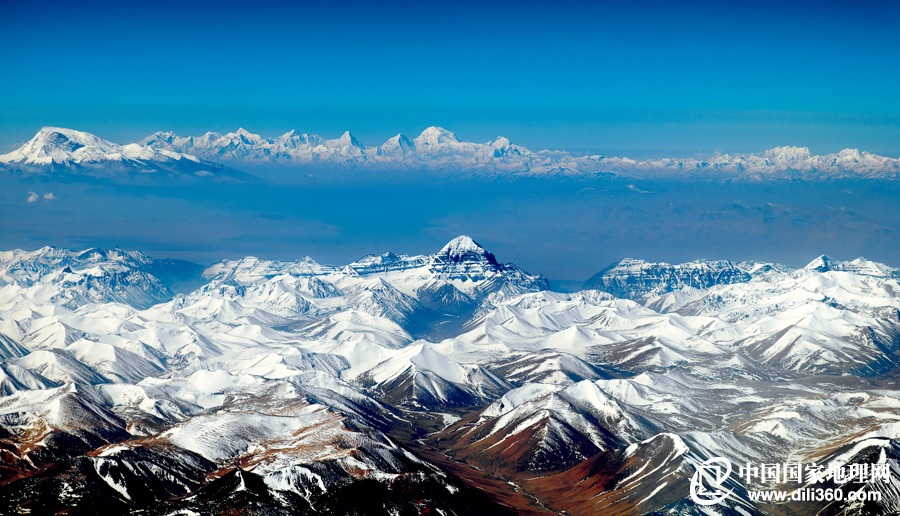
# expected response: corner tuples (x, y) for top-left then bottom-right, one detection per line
(3, 126), (900, 179)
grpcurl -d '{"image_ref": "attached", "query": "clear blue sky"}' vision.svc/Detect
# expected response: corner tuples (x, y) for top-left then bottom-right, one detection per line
(2, 0), (899, 157)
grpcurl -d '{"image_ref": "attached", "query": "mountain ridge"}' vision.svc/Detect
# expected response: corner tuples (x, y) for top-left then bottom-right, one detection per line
(2, 241), (900, 513)
(3, 126), (900, 179)
(0, 127), (237, 179)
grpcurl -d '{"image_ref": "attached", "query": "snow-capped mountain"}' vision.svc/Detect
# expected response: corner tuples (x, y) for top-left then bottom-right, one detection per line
(596, 145), (900, 179)
(6, 125), (895, 179)
(583, 258), (752, 303)
(142, 128), (369, 164)
(0, 246), (175, 309)
(190, 235), (547, 327)
(2, 242), (900, 514)
(139, 125), (556, 172)
(0, 127), (238, 179)
(139, 126), (900, 178)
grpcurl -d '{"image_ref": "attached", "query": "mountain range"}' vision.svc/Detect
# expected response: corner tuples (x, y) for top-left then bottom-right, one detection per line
(0, 127), (241, 180)
(1, 236), (900, 514)
(3, 126), (900, 179)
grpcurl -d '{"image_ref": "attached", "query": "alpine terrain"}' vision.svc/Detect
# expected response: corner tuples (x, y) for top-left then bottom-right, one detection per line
(4, 126), (900, 179)
(1, 237), (899, 514)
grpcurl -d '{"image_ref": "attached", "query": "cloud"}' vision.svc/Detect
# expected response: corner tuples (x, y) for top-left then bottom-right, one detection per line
(27, 192), (57, 203)
(627, 184), (649, 194)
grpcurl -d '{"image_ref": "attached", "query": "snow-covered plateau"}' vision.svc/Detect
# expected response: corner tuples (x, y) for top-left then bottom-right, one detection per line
(1, 237), (900, 514)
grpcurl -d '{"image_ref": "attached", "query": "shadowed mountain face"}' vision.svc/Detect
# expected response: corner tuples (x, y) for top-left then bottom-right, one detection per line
(583, 258), (752, 301)
(2, 240), (900, 514)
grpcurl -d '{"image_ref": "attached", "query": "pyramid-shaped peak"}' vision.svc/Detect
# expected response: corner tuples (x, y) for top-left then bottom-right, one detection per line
(336, 130), (362, 147)
(433, 236), (505, 269)
(438, 236), (485, 255)
(805, 254), (838, 272)
(389, 133), (413, 143)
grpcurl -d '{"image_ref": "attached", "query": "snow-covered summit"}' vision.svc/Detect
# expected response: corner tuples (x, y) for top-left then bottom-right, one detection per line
(333, 130), (363, 148)
(2, 127), (121, 165)
(0, 127), (137, 166)
(414, 126), (461, 146)
(762, 145), (813, 164)
(435, 236), (489, 260)
(378, 134), (415, 155)
(0, 127), (227, 177)
(804, 255), (898, 277)
(805, 254), (839, 272)
(186, 236), (547, 324)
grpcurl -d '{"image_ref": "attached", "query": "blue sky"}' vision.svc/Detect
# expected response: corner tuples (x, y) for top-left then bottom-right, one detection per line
(2, 0), (899, 157)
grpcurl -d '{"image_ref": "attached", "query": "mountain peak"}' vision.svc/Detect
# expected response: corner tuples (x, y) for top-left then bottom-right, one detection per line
(584, 257), (752, 299)
(0, 126), (229, 177)
(225, 128), (262, 143)
(426, 236), (547, 292)
(432, 236), (503, 270)
(837, 148), (864, 160)
(763, 146), (813, 161)
(806, 254), (838, 272)
(144, 130), (176, 142)
(415, 126), (460, 145)
(0, 127), (119, 165)
(34, 126), (110, 146)
(278, 129), (306, 139)
(337, 130), (362, 147)
(438, 236), (484, 256)
(378, 133), (415, 155)
(37, 126), (78, 136)
(276, 130), (321, 145)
